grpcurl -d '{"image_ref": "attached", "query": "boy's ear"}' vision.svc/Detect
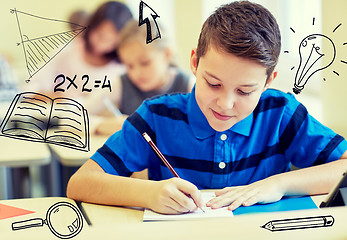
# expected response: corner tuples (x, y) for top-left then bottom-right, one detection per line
(264, 70), (278, 91)
(190, 48), (198, 76)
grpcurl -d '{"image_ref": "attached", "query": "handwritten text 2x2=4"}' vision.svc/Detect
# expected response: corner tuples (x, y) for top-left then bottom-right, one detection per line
(54, 74), (112, 93)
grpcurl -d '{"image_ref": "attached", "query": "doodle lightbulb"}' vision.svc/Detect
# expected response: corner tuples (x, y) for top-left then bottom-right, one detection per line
(293, 34), (336, 94)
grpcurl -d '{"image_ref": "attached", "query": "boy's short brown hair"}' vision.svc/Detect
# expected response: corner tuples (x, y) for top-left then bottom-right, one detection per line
(196, 1), (281, 79)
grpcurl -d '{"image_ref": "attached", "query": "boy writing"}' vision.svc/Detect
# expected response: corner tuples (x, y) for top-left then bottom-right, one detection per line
(67, 1), (347, 214)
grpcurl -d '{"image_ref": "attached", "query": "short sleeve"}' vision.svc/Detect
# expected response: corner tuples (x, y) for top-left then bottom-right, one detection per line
(282, 94), (347, 167)
(91, 101), (160, 176)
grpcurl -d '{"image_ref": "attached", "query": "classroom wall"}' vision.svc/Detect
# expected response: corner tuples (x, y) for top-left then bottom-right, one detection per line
(321, 0), (347, 138)
(174, 0), (202, 71)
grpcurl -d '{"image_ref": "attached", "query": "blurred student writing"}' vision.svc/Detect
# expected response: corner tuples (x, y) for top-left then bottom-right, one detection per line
(91, 19), (194, 135)
(31, 1), (133, 102)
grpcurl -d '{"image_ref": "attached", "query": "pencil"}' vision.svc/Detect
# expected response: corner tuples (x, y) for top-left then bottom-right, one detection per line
(142, 132), (205, 213)
(75, 200), (92, 226)
(102, 97), (122, 117)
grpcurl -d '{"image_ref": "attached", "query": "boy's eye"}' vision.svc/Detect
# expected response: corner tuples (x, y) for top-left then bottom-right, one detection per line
(238, 89), (252, 96)
(205, 79), (221, 88)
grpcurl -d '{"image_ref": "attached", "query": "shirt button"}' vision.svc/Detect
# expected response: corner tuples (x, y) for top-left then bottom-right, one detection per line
(219, 162), (226, 169)
(220, 134), (227, 141)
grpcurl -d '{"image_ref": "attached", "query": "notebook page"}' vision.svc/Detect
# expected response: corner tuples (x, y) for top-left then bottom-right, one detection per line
(143, 191), (234, 221)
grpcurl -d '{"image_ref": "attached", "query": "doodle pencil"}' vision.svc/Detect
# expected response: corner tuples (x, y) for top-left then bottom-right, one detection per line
(261, 215), (334, 232)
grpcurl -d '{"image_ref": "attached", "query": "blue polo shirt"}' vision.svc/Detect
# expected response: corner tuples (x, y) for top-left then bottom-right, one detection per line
(91, 88), (347, 189)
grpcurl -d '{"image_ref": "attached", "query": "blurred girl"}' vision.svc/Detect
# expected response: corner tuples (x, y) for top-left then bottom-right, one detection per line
(32, 1), (133, 101)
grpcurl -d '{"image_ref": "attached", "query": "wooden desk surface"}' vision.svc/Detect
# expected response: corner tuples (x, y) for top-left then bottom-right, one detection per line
(49, 135), (106, 167)
(1, 195), (346, 240)
(0, 137), (50, 167)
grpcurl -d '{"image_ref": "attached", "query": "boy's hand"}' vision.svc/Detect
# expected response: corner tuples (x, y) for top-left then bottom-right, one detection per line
(206, 176), (284, 211)
(148, 177), (203, 214)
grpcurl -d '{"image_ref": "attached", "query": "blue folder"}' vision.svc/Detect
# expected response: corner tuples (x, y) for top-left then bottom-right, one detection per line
(233, 196), (318, 215)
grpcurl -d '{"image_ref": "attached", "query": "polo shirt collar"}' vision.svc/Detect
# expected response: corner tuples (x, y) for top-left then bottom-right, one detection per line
(187, 86), (253, 139)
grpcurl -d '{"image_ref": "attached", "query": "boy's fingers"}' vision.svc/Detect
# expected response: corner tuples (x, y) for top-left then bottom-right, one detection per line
(162, 202), (187, 214)
(214, 187), (232, 196)
(188, 190), (204, 208)
(209, 197), (234, 209)
(242, 195), (259, 207)
(229, 194), (251, 210)
(174, 179), (203, 209)
(228, 190), (260, 210)
(207, 188), (241, 207)
(171, 191), (197, 212)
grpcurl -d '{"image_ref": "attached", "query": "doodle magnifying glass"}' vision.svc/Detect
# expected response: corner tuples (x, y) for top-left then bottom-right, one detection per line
(12, 201), (83, 239)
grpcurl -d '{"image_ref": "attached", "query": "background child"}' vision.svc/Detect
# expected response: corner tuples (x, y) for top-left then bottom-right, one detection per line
(67, 1), (347, 214)
(31, 1), (133, 101)
(91, 19), (194, 135)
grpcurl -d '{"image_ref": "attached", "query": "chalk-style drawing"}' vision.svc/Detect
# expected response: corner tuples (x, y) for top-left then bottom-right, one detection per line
(0, 92), (90, 152)
(283, 18), (347, 94)
(261, 215), (334, 232)
(12, 201), (83, 239)
(10, 8), (87, 83)
(139, 1), (161, 44)
(293, 34), (336, 94)
(53, 74), (112, 93)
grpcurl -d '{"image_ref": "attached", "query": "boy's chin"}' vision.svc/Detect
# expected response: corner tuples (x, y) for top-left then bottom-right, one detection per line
(209, 121), (234, 132)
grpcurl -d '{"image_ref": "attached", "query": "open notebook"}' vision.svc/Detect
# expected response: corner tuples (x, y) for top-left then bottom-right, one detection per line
(143, 192), (234, 221)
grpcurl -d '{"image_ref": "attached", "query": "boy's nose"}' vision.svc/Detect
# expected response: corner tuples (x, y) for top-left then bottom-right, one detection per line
(217, 92), (235, 110)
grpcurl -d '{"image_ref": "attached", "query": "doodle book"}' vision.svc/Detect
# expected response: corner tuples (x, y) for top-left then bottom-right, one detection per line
(0, 92), (89, 151)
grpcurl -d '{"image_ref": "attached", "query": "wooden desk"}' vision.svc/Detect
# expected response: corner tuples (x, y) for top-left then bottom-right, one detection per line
(1, 195), (347, 240)
(0, 138), (50, 168)
(48, 136), (106, 167)
(0, 138), (51, 199)
(47, 116), (108, 196)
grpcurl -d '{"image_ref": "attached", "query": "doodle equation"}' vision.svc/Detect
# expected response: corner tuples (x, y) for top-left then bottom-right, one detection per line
(54, 74), (112, 93)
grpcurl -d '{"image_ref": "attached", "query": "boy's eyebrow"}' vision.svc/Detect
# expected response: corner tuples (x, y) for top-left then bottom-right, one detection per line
(239, 83), (259, 87)
(204, 71), (222, 81)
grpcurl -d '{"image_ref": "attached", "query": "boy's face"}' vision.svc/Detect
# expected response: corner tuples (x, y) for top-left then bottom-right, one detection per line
(190, 46), (276, 132)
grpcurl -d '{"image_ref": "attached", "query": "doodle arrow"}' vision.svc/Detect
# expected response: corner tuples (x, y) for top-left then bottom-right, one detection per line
(139, 0), (161, 44)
